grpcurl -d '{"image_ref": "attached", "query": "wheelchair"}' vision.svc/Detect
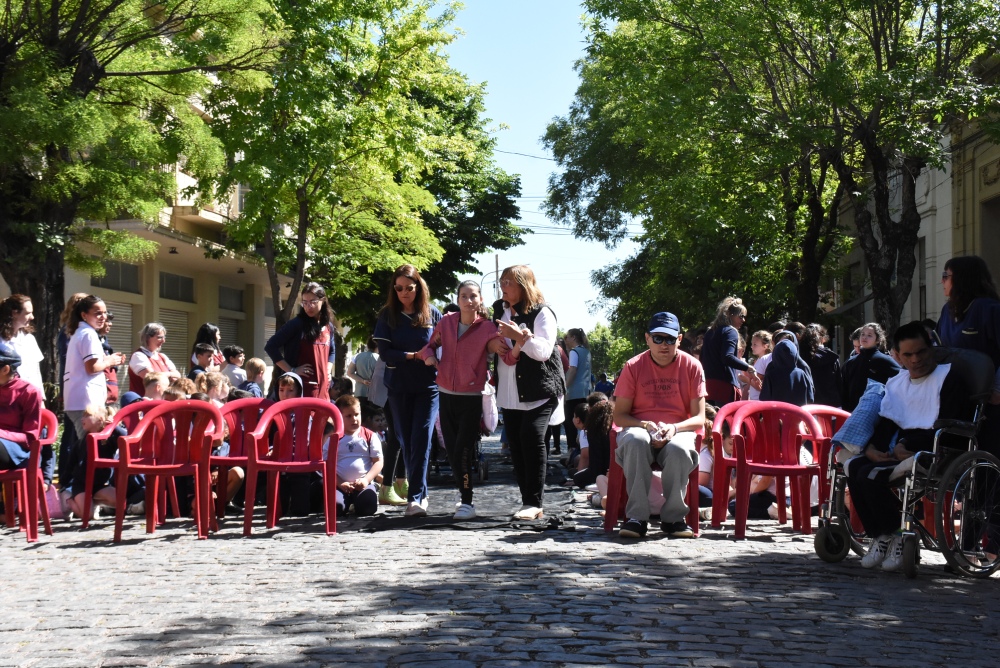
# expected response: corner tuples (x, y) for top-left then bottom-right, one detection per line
(814, 347), (1000, 578)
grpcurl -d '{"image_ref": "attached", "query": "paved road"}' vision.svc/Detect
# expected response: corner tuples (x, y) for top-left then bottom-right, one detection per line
(3, 437), (999, 667)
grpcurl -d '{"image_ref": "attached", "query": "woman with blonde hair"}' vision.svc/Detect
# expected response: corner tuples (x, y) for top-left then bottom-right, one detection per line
(495, 265), (566, 520)
(373, 265), (442, 516)
(700, 297), (758, 406)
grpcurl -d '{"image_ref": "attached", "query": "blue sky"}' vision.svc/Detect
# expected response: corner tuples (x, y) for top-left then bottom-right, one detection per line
(446, 1), (638, 331)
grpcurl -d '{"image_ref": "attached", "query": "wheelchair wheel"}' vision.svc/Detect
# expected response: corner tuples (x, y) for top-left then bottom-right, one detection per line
(935, 450), (1000, 578)
(902, 534), (919, 579)
(814, 522), (851, 563)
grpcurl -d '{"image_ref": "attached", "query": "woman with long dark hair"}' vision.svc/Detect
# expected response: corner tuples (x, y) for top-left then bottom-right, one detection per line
(373, 265), (442, 516)
(0, 294), (45, 398)
(265, 282), (336, 400)
(495, 265), (565, 520)
(190, 323), (224, 369)
(700, 296), (759, 406)
(937, 255), (1000, 451)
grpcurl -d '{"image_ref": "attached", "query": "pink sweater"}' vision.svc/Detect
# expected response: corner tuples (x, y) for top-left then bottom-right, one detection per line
(418, 313), (499, 394)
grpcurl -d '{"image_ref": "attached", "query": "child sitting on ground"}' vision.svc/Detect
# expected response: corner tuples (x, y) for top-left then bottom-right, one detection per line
(143, 372), (169, 401)
(220, 345), (247, 388)
(239, 357), (266, 398)
(565, 402), (588, 475)
(332, 395), (382, 516)
(65, 404), (145, 519)
(574, 398), (613, 489)
(187, 391), (245, 511)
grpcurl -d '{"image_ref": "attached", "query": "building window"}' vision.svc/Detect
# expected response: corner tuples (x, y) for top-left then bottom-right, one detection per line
(91, 260), (141, 294)
(238, 184), (250, 213)
(219, 285), (244, 312)
(160, 271), (195, 303)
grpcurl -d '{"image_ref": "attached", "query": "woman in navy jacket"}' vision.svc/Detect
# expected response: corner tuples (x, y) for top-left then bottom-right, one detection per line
(265, 282), (336, 400)
(374, 265), (442, 517)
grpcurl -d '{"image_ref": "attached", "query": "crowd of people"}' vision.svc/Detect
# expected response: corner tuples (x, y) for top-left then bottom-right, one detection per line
(2, 254), (999, 557)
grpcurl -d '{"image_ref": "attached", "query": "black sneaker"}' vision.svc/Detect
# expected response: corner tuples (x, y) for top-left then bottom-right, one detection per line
(661, 521), (694, 538)
(619, 518), (648, 538)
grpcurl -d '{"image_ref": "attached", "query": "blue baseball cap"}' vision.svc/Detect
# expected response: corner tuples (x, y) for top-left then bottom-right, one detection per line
(647, 312), (680, 338)
(0, 340), (21, 370)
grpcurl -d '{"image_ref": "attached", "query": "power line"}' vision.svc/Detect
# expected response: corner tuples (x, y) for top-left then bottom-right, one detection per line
(495, 149), (556, 162)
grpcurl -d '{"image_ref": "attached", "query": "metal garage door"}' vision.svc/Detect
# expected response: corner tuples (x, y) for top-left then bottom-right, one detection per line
(159, 309), (190, 377)
(218, 317), (240, 352)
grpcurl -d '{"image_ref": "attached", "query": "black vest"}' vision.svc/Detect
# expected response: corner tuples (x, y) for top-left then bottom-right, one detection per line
(510, 305), (566, 403)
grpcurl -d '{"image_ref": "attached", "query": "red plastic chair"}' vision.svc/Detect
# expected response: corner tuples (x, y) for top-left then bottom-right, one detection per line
(112, 401), (223, 542)
(242, 398), (344, 537)
(215, 398), (273, 518)
(801, 404), (850, 503)
(0, 408), (57, 542)
(82, 400), (166, 529)
(730, 401), (828, 539)
(602, 427), (701, 535)
(708, 400), (752, 528)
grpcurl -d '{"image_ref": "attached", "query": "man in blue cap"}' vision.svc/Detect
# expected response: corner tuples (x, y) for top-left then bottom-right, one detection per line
(612, 312), (707, 538)
(0, 340), (43, 472)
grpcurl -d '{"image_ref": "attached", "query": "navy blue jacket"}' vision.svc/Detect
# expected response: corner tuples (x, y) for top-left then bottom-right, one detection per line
(373, 307), (442, 393)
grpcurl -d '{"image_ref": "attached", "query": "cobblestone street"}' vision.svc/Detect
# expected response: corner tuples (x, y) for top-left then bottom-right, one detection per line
(3, 437), (999, 667)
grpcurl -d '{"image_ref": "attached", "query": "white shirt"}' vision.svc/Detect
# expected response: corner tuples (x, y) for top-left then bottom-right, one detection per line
(64, 322), (106, 411)
(496, 306), (563, 416)
(332, 430), (383, 481)
(129, 348), (178, 376)
(748, 353), (772, 401)
(221, 363), (247, 388)
(5, 331), (44, 394)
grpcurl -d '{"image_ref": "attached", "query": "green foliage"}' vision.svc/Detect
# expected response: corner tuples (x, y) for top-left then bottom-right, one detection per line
(587, 323), (636, 377)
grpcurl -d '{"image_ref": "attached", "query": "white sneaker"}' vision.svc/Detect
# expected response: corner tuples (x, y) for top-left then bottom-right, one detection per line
(454, 504), (476, 520)
(881, 535), (905, 572)
(513, 505), (543, 520)
(861, 534), (892, 569)
(419, 497), (429, 511)
(699, 507), (712, 522)
(405, 501), (427, 517)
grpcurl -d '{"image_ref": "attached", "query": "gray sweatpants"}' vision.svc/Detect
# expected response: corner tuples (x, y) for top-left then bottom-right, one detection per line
(615, 427), (699, 523)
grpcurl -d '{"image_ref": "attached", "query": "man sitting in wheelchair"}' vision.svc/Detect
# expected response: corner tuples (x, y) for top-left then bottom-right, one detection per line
(846, 321), (977, 571)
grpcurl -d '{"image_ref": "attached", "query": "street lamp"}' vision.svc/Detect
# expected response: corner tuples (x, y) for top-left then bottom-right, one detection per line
(480, 270), (500, 301)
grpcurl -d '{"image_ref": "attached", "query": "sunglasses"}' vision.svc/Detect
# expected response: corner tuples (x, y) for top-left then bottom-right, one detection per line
(106, 312), (114, 322)
(650, 334), (677, 345)
(394, 284), (417, 293)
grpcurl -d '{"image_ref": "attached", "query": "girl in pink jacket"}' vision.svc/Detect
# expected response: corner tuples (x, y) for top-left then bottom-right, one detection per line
(419, 281), (508, 520)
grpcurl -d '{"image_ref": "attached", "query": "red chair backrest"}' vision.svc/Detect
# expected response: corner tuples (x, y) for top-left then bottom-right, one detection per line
(250, 398), (344, 463)
(39, 409), (58, 447)
(709, 400), (751, 455)
(731, 401), (822, 465)
(123, 401), (223, 466)
(86, 400), (164, 452)
(801, 405), (850, 438)
(219, 398), (274, 458)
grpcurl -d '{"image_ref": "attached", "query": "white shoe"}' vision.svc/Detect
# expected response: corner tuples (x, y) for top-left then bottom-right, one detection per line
(405, 501), (427, 517)
(454, 504), (476, 520)
(513, 505), (543, 520)
(881, 535), (905, 572)
(699, 507), (712, 522)
(420, 497), (429, 511)
(861, 534), (892, 569)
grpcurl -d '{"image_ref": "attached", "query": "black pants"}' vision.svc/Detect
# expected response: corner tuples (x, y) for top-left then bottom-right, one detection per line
(58, 413), (78, 491)
(381, 401), (406, 482)
(544, 424), (561, 452)
(846, 457), (902, 537)
(503, 397), (557, 508)
(439, 393), (483, 505)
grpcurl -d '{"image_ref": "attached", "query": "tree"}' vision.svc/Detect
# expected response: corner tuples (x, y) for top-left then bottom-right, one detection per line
(0, 0), (276, 389)
(587, 323), (635, 377)
(209, 0), (525, 344)
(566, 0), (1000, 334)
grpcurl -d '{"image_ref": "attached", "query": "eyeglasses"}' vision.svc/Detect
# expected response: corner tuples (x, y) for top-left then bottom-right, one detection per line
(736, 313), (747, 320)
(941, 272), (953, 282)
(499, 279), (516, 287)
(394, 284), (417, 293)
(301, 299), (321, 307)
(650, 334), (677, 345)
(106, 313), (114, 322)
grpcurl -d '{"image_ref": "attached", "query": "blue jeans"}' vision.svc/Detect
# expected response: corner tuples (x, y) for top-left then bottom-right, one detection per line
(387, 388), (439, 504)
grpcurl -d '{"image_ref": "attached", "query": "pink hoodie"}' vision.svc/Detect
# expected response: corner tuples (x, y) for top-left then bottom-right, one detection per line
(417, 312), (500, 394)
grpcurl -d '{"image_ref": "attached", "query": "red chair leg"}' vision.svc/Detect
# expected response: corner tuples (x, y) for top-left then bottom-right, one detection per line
(191, 469), (205, 540)
(82, 463), (99, 530)
(25, 472), (40, 543)
(16, 478), (28, 535)
(37, 476), (52, 536)
(243, 463), (257, 537)
(202, 465), (215, 536)
(324, 463), (337, 536)
(776, 475), (789, 526)
(800, 476), (813, 535)
(734, 465), (751, 540)
(147, 475), (160, 534)
(216, 466), (229, 519)
(114, 468), (129, 543)
(686, 468), (700, 537)
(167, 478), (181, 520)
(266, 472), (279, 529)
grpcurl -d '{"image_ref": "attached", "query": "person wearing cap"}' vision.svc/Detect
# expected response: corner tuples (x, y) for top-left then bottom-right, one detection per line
(612, 312), (707, 539)
(0, 341), (43, 473)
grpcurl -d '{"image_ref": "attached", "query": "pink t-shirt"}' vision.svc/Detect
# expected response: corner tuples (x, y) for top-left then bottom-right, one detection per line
(614, 350), (707, 426)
